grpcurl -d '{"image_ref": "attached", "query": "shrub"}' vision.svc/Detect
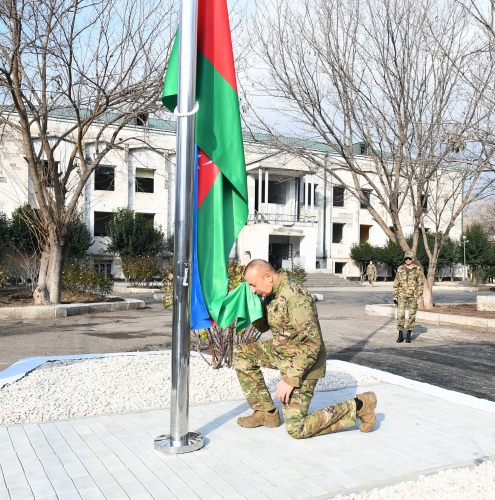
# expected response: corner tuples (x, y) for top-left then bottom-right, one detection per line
(67, 213), (94, 258)
(283, 263), (307, 283)
(106, 208), (165, 257)
(0, 211), (9, 262)
(9, 204), (44, 255)
(62, 260), (114, 296)
(3, 251), (40, 290)
(164, 233), (174, 253)
(0, 266), (7, 289)
(121, 255), (160, 286)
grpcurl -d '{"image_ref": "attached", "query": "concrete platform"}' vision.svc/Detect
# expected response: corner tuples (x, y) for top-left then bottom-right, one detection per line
(366, 303), (495, 331)
(1, 362), (495, 499)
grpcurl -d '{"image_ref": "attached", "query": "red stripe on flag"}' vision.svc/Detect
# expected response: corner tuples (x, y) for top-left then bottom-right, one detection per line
(197, 148), (221, 208)
(198, 0), (237, 91)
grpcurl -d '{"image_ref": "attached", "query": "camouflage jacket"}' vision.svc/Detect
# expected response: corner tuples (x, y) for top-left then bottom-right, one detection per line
(393, 264), (424, 299)
(366, 264), (377, 277)
(252, 272), (326, 387)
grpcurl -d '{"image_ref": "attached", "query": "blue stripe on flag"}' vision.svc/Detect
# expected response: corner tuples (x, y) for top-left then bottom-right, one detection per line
(190, 145), (213, 330)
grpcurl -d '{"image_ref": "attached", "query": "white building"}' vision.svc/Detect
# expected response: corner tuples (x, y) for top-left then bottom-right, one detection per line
(0, 114), (463, 278)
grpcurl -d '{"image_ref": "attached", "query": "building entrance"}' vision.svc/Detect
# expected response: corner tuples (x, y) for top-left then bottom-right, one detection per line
(268, 235), (292, 270)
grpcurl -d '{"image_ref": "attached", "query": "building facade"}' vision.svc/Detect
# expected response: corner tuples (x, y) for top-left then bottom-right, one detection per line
(0, 115), (463, 278)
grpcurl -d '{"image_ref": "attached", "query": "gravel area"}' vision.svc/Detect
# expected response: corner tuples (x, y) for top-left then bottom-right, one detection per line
(335, 461), (495, 499)
(0, 353), (378, 426)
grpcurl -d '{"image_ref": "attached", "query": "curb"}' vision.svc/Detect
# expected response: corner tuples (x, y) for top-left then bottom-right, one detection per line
(365, 303), (495, 331)
(328, 359), (495, 414)
(113, 286), (163, 294)
(0, 297), (145, 321)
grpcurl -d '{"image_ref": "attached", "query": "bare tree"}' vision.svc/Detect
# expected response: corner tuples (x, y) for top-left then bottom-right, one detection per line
(243, 0), (495, 308)
(0, 0), (176, 303)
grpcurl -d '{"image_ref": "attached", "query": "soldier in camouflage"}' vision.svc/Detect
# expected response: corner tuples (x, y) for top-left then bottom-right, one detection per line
(393, 251), (424, 343)
(233, 259), (377, 439)
(365, 260), (377, 286)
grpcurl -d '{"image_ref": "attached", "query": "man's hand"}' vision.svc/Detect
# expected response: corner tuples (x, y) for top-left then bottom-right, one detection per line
(275, 380), (294, 404)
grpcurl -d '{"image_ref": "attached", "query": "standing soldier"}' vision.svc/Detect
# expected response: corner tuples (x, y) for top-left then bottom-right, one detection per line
(365, 260), (377, 286)
(393, 251), (424, 343)
(234, 259), (377, 439)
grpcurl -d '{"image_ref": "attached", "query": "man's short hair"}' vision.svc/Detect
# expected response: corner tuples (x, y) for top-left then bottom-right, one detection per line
(244, 259), (275, 276)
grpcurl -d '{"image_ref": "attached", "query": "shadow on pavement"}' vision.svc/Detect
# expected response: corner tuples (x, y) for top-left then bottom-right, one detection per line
(329, 317), (395, 362)
(195, 401), (249, 436)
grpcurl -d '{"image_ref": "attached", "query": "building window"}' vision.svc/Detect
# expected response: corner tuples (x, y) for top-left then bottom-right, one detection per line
(41, 160), (59, 187)
(333, 186), (345, 207)
(135, 168), (154, 193)
(360, 189), (372, 209)
(360, 225), (371, 244)
(335, 262), (346, 274)
(95, 261), (112, 276)
(94, 211), (113, 236)
(360, 143), (369, 155)
(137, 213), (155, 226)
(421, 194), (428, 213)
(136, 113), (149, 126)
(302, 182), (318, 205)
(332, 223), (345, 243)
(94, 166), (115, 191)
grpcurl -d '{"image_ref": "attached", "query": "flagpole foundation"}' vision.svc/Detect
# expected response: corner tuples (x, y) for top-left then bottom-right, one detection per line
(154, 432), (204, 455)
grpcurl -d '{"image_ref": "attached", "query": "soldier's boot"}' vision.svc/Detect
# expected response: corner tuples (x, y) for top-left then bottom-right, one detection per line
(396, 330), (404, 343)
(406, 330), (412, 343)
(237, 409), (280, 428)
(356, 392), (377, 433)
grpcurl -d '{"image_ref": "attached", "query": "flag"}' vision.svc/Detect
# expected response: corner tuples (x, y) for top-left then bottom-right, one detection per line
(163, 0), (262, 331)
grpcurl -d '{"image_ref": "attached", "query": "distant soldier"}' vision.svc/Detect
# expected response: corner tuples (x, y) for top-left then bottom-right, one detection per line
(365, 260), (377, 286)
(393, 251), (424, 343)
(234, 259), (377, 439)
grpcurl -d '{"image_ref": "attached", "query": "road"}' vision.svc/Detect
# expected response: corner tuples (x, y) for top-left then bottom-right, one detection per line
(315, 286), (495, 402)
(1, 286), (494, 401)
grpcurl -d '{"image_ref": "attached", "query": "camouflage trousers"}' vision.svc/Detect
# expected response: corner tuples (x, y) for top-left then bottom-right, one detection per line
(397, 297), (418, 330)
(368, 275), (376, 286)
(234, 341), (356, 439)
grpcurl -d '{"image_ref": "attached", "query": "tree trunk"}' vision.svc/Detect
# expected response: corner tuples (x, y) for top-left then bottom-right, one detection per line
(47, 242), (64, 303)
(33, 249), (50, 304)
(33, 237), (66, 304)
(421, 262), (437, 310)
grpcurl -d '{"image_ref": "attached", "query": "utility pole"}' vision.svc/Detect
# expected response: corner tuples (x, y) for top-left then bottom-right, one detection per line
(462, 235), (469, 283)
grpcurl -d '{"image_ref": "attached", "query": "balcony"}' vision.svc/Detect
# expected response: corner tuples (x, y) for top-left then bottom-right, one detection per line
(247, 211), (317, 224)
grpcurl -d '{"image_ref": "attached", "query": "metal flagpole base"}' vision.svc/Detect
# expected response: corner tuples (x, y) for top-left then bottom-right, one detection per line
(154, 432), (204, 454)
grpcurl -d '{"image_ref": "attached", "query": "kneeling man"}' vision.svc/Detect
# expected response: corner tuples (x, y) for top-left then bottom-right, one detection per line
(234, 259), (377, 439)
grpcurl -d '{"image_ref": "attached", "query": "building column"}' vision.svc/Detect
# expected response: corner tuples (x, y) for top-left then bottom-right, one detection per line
(264, 169), (269, 215)
(258, 167), (262, 219)
(304, 174), (308, 220)
(311, 174), (315, 218)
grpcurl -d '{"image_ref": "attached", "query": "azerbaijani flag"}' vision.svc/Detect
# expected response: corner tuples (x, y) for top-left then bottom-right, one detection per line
(163, 0), (262, 331)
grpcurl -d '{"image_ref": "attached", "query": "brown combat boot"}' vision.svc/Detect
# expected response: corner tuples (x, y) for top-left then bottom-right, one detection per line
(356, 392), (377, 433)
(237, 409), (280, 428)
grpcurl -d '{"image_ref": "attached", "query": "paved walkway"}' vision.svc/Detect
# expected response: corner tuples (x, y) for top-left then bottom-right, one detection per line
(1, 379), (495, 500)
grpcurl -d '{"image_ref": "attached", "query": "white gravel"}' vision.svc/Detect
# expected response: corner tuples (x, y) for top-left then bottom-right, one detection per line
(0, 353), (378, 426)
(334, 460), (495, 500)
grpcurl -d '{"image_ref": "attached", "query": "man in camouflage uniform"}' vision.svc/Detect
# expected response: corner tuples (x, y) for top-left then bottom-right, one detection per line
(365, 260), (377, 286)
(393, 251), (424, 343)
(234, 259), (377, 439)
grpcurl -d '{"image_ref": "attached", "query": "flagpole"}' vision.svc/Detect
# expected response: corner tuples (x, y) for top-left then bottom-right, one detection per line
(155, 0), (204, 454)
